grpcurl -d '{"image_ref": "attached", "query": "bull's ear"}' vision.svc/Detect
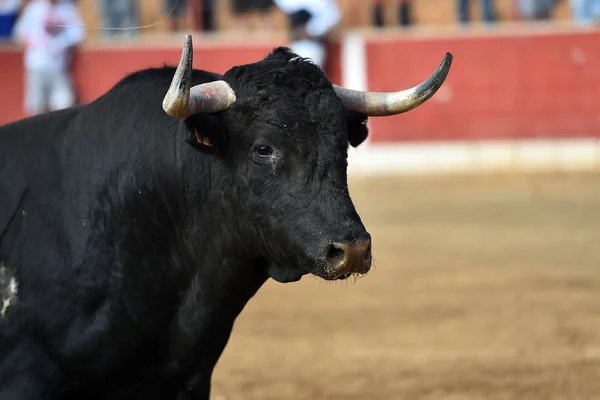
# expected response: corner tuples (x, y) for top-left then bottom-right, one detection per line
(184, 113), (226, 154)
(347, 112), (369, 147)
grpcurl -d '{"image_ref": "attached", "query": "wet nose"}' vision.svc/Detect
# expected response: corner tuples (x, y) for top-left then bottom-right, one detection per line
(325, 234), (372, 278)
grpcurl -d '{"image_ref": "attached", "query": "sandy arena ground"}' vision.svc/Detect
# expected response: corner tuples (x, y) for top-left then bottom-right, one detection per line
(211, 171), (600, 400)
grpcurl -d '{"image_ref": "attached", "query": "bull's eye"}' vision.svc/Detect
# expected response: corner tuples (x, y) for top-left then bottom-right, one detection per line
(255, 145), (273, 157)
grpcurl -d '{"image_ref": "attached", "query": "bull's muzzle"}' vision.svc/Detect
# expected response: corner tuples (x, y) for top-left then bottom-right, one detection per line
(325, 235), (372, 279)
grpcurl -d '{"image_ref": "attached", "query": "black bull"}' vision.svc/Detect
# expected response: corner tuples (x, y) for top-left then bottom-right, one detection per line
(0, 36), (452, 399)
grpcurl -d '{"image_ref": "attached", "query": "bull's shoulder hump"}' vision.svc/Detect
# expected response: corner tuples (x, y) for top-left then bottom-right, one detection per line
(0, 107), (80, 238)
(112, 67), (223, 91)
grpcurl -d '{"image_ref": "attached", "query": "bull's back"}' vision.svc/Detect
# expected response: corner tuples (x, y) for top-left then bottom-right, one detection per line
(0, 108), (80, 251)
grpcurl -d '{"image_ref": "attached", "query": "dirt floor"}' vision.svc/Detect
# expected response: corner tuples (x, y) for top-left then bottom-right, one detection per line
(211, 171), (600, 400)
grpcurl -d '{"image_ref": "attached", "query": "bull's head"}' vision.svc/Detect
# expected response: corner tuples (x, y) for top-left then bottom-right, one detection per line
(162, 35), (452, 283)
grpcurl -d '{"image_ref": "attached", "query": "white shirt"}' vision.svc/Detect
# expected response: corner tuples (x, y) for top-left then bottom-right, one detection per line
(12, 0), (86, 72)
(272, 0), (341, 38)
(0, 0), (21, 14)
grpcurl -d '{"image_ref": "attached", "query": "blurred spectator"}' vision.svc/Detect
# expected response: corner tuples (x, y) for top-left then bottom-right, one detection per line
(570, 0), (600, 25)
(231, 0), (275, 33)
(335, 0), (364, 28)
(12, 0), (86, 116)
(97, 0), (138, 38)
(458, 0), (496, 24)
(373, 0), (412, 27)
(272, 0), (341, 68)
(166, 0), (187, 32)
(516, 0), (558, 19)
(190, 0), (216, 32)
(0, 0), (21, 38)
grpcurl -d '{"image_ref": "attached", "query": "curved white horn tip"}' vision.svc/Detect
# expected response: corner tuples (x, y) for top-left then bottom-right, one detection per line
(438, 52), (453, 79)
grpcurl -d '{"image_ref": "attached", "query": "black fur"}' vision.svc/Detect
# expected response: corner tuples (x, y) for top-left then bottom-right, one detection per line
(0, 47), (370, 399)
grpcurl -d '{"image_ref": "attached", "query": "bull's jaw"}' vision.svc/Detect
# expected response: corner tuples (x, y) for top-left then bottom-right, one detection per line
(265, 261), (367, 283)
(266, 261), (305, 283)
(313, 268), (368, 282)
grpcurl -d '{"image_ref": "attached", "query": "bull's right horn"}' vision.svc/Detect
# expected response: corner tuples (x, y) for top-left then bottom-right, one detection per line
(163, 34), (237, 119)
(333, 53), (453, 117)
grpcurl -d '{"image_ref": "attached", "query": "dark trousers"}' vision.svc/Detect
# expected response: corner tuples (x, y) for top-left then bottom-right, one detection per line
(457, 0), (496, 23)
(191, 0), (216, 32)
(0, 13), (17, 38)
(373, 2), (412, 27)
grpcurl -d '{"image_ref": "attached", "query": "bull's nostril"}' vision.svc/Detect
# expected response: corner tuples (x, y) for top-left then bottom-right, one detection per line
(326, 243), (346, 269)
(324, 237), (371, 278)
(364, 243), (372, 265)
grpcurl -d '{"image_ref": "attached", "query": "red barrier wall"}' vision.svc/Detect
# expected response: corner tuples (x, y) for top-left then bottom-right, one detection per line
(0, 42), (342, 126)
(366, 30), (600, 143)
(2, 29), (600, 143)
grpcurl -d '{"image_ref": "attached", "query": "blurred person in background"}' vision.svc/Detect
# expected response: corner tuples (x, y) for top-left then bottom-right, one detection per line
(0, 0), (21, 39)
(569, 0), (600, 25)
(335, 0), (363, 28)
(373, 0), (413, 27)
(515, 0), (558, 20)
(12, 0), (86, 116)
(231, 0), (275, 34)
(457, 0), (496, 24)
(190, 0), (216, 32)
(97, 0), (138, 39)
(166, 0), (187, 32)
(272, 0), (341, 68)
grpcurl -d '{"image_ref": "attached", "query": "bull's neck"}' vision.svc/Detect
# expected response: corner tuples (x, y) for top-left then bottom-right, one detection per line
(161, 154), (270, 382)
(165, 253), (268, 394)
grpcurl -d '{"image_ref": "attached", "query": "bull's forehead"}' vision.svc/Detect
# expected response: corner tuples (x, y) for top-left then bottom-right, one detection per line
(227, 51), (340, 109)
(227, 53), (348, 141)
(255, 101), (346, 145)
(252, 87), (345, 136)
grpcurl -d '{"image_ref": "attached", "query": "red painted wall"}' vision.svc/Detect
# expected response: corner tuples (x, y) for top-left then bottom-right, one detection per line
(366, 30), (600, 142)
(2, 30), (600, 143)
(0, 50), (25, 125)
(0, 42), (342, 126)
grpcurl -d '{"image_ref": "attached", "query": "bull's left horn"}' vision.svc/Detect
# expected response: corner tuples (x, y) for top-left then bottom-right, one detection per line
(163, 34), (236, 119)
(333, 52), (453, 117)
